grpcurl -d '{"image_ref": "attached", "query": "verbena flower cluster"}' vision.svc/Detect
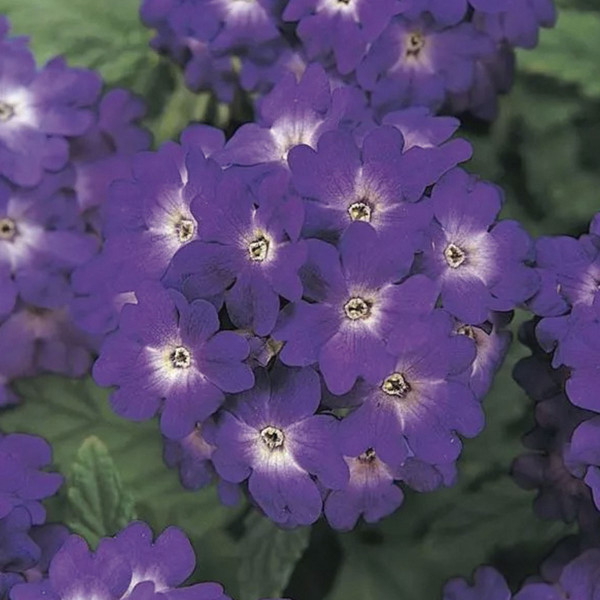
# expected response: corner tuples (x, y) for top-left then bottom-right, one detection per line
(0, 17), (150, 406)
(140, 0), (556, 119)
(443, 549), (600, 600)
(512, 212), (600, 528)
(0, 430), (66, 596)
(86, 63), (539, 529)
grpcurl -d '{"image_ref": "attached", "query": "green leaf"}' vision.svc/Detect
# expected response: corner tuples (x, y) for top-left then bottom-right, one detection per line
(64, 436), (136, 547)
(517, 9), (600, 99)
(238, 514), (311, 600)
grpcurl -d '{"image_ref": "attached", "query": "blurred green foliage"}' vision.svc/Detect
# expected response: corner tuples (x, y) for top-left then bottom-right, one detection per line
(0, 0), (598, 598)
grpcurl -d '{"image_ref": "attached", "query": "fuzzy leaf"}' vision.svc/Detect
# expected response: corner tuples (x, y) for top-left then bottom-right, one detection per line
(64, 436), (136, 547)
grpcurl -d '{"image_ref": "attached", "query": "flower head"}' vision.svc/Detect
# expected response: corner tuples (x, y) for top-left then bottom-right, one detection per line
(0, 20), (101, 186)
(418, 168), (538, 324)
(212, 366), (349, 526)
(93, 282), (254, 439)
(275, 223), (441, 394)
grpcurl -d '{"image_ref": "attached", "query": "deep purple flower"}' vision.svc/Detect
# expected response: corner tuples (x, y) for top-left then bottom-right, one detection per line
(379, 106), (469, 150)
(282, 0), (399, 74)
(0, 433), (65, 598)
(216, 64), (363, 167)
(417, 168), (538, 324)
(337, 311), (482, 466)
(528, 232), (600, 318)
(10, 522), (232, 600)
(357, 14), (494, 115)
(453, 313), (511, 399)
(71, 125), (224, 338)
(0, 306), (96, 404)
(447, 44), (515, 121)
(512, 321), (599, 526)
(163, 423), (215, 491)
(0, 172), (97, 311)
(474, 0), (557, 49)
(102, 137), (222, 292)
(324, 423), (405, 530)
(0, 432), (62, 526)
(539, 308), (600, 414)
(93, 282), (254, 440)
(167, 169), (306, 336)
(211, 366), (349, 526)
(570, 417), (600, 513)
(275, 223), (441, 394)
(288, 124), (470, 245)
(140, 0), (278, 101)
(70, 89), (150, 224)
(443, 566), (511, 600)
(1, 508), (39, 577)
(514, 549), (600, 600)
(0, 18), (101, 186)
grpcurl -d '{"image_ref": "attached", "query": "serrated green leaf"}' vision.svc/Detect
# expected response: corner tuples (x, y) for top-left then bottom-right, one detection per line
(64, 436), (136, 547)
(518, 10), (600, 99)
(238, 514), (311, 600)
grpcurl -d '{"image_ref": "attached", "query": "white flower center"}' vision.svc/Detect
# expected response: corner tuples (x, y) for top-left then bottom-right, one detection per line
(0, 217), (17, 241)
(444, 243), (467, 268)
(358, 447), (377, 463)
(260, 426), (285, 450)
(457, 324), (476, 340)
(381, 373), (411, 398)
(344, 297), (372, 320)
(406, 32), (426, 57)
(348, 201), (372, 223)
(0, 101), (15, 122)
(170, 346), (192, 369)
(248, 235), (270, 262)
(174, 218), (195, 243)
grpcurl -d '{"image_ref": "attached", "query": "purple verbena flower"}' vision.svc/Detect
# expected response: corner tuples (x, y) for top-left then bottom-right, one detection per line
(0, 18), (101, 186)
(0, 433), (65, 598)
(474, 0), (557, 49)
(167, 169), (306, 336)
(0, 172), (97, 311)
(0, 305), (96, 405)
(282, 0), (399, 74)
(337, 310), (482, 466)
(357, 14), (495, 115)
(10, 522), (233, 600)
(211, 366), (349, 526)
(324, 424), (404, 530)
(417, 168), (538, 324)
(102, 137), (222, 291)
(288, 124), (470, 245)
(216, 64), (364, 167)
(514, 549), (600, 600)
(275, 223), (441, 394)
(453, 313), (511, 399)
(93, 282), (254, 439)
(0, 432), (62, 526)
(443, 566), (511, 600)
(70, 89), (150, 226)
